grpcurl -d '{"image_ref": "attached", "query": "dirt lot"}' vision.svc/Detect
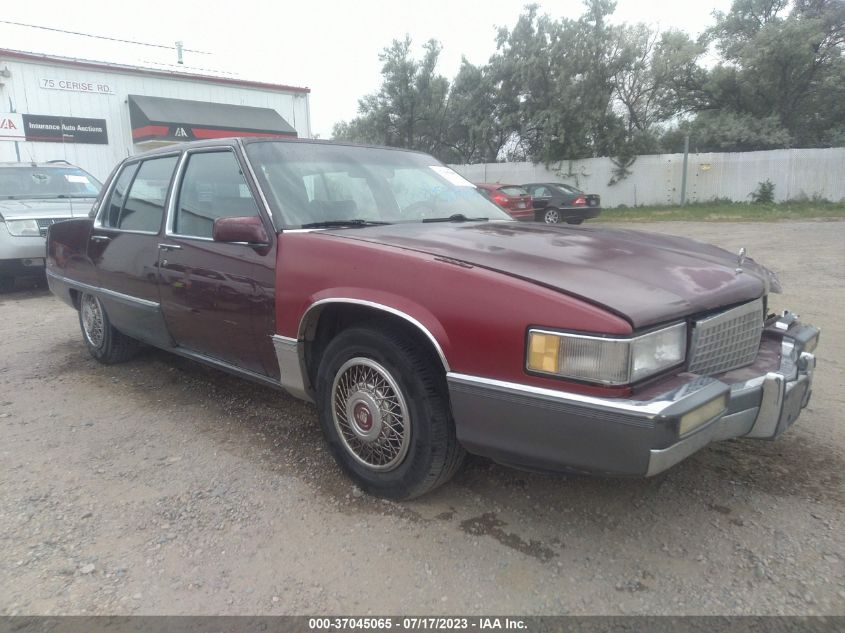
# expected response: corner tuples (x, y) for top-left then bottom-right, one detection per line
(1, 220), (843, 616)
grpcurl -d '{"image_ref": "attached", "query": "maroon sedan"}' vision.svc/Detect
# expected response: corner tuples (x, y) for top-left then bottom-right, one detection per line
(46, 138), (820, 500)
(474, 183), (534, 220)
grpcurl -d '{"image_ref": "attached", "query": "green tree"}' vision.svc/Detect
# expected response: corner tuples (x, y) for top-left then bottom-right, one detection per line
(332, 37), (450, 155)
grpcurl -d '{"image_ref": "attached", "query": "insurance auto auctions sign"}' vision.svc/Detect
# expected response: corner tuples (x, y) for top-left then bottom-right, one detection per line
(0, 113), (108, 144)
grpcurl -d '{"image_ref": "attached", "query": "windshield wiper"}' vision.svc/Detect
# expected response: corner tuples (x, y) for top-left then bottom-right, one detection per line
(300, 219), (391, 229)
(422, 213), (489, 223)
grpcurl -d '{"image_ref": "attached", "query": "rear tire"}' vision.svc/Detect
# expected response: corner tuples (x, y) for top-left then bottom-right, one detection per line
(566, 218), (584, 225)
(316, 323), (465, 500)
(0, 276), (14, 293)
(543, 208), (561, 224)
(78, 292), (140, 364)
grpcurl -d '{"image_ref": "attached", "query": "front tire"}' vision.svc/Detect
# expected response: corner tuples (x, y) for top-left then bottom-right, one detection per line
(543, 208), (561, 224)
(78, 293), (140, 364)
(316, 323), (465, 500)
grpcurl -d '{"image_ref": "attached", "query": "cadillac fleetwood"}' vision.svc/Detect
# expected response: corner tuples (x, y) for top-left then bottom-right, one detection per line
(46, 138), (820, 499)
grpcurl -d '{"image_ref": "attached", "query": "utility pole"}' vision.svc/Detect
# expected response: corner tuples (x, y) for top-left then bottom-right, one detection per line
(175, 41), (184, 65)
(680, 133), (689, 206)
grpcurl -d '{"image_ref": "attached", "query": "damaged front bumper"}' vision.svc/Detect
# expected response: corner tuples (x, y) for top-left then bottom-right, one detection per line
(448, 313), (819, 476)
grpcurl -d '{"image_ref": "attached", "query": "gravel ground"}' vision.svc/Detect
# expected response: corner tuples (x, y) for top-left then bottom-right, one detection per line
(0, 220), (843, 616)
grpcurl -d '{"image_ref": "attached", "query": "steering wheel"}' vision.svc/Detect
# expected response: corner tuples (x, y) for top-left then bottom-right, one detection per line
(402, 199), (438, 219)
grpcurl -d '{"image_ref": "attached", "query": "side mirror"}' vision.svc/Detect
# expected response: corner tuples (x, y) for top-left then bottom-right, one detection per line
(212, 216), (270, 246)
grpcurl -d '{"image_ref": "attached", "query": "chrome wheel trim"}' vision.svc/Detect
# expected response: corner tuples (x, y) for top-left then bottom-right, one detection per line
(331, 357), (411, 472)
(544, 208), (561, 224)
(81, 293), (105, 348)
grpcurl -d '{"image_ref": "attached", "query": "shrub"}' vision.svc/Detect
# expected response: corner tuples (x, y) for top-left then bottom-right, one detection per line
(750, 180), (775, 204)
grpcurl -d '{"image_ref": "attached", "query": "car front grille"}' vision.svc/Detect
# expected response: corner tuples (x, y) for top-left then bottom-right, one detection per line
(687, 298), (764, 375)
(36, 218), (59, 237)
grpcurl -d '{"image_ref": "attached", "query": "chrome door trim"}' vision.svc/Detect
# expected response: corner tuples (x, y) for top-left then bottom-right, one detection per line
(298, 298), (450, 372)
(46, 269), (159, 310)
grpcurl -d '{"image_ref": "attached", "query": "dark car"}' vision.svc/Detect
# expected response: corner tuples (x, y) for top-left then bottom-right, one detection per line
(46, 138), (819, 500)
(474, 183), (534, 220)
(522, 182), (601, 224)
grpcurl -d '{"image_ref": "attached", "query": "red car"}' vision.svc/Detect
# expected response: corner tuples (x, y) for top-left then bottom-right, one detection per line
(47, 139), (820, 500)
(474, 183), (534, 220)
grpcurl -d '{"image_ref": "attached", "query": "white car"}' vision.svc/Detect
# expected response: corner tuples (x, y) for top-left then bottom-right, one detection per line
(0, 161), (101, 292)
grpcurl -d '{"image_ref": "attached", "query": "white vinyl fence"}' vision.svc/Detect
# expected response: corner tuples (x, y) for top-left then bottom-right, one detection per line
(450, 147), (845, 207)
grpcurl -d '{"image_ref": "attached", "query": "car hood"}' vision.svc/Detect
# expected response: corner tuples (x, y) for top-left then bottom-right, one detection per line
(0, 198), (95, 220)
(325, 222), (773, 328)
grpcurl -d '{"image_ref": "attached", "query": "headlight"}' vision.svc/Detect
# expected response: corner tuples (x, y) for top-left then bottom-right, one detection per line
(527, 322), (687, 385)
(5, 219), (41, 237)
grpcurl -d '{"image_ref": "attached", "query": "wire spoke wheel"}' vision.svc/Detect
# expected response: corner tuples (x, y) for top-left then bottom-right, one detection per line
(80, 294), (105, 348)
(331, 357), (411, 472)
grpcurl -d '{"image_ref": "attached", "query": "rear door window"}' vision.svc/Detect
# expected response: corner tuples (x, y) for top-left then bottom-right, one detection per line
(103, 156), (177, 232)
(103, 163), (139, 227)
(173, 151), (260, 238)
(499, 186), (529, 197)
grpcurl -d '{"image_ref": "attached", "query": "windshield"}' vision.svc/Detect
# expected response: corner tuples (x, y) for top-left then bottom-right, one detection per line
(0, 166), (102, 199)
(245, 141), (513, 228)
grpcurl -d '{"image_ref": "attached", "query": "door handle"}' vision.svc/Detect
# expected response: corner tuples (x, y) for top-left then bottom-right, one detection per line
(158, 243), (182, 251)
(90, 235), (111, 242)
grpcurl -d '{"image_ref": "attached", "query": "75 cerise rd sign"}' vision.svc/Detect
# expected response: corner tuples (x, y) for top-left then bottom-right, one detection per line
(40, 78), (115, 95)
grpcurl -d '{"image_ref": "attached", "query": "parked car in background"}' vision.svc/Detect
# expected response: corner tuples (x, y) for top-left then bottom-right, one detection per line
(523, 182), (601, 224)
(47, 138), (819, 500)
(474, 183), (534, 220)
(0, 161), (101, 292)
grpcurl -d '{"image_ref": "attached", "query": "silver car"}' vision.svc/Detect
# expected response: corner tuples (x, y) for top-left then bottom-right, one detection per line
(0, 161), (101, 292)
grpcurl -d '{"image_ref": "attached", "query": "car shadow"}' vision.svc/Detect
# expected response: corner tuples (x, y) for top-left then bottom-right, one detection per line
(45, 339), (844, 564)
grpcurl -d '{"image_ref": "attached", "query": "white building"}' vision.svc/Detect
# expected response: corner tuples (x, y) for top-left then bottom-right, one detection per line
(0, 48), (311, 181)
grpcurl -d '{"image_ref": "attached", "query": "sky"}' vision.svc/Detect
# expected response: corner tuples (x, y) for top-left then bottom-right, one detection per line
(0, 0), (734, 137)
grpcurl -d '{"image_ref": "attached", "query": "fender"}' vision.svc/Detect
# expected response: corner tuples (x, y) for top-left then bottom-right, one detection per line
(273, 292), (451, 402)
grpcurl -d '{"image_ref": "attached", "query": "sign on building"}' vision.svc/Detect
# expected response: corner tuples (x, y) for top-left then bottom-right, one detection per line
(40, 78), (115, 95)
(0, 113), (108, 144)
(0, 113), (25, 140)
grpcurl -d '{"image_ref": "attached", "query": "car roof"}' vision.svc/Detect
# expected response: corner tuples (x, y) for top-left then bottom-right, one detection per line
(126, 136), (435, 160)
(0, 160), (84, 169)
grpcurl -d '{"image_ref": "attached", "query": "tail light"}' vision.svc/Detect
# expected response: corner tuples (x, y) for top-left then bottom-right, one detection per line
(492, 193), (509, 207)
(573, 196), (586, 206)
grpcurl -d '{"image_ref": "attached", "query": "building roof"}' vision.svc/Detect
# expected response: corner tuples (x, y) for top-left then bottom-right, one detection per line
(0, 47), (310, 94)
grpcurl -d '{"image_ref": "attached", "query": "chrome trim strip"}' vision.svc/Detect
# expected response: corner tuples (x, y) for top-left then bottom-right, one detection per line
(271, 335), (313, 402)
(446, 372), (715, 417)
(170, 346), (282, 390)
(298, 298), (451, 372)
(46, 269), (159, 310)
(163, 150), (191, 237)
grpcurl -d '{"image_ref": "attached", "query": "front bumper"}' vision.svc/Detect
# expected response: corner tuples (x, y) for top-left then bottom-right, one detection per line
(0, 222), (48, 277)
(448, 315), (818, 476)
